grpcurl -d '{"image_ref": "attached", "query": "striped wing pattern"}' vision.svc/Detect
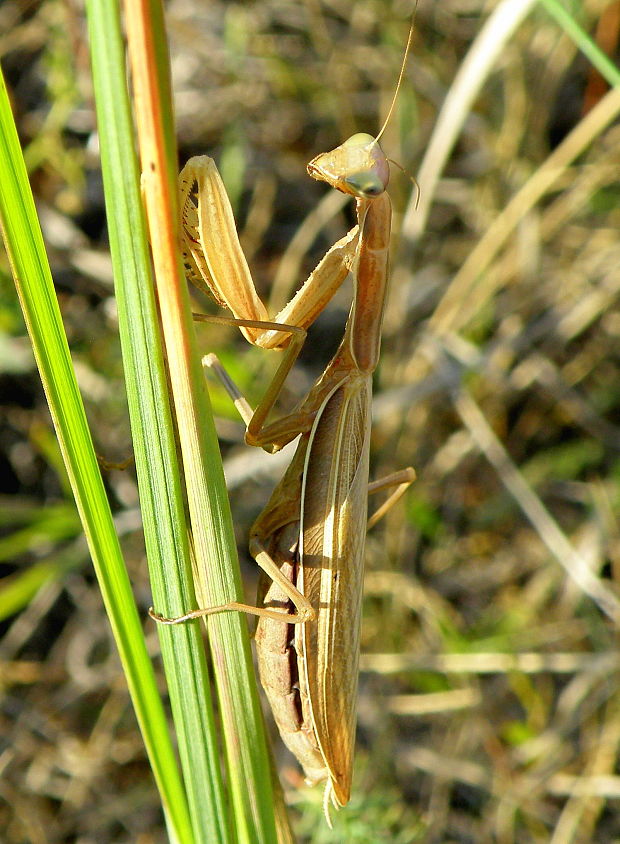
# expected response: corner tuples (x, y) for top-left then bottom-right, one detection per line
(297, 372), (371, 806)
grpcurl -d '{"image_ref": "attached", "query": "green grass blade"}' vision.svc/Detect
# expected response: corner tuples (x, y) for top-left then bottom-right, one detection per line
(0, 67), (193, 844)
(85, 0), (232, 840)
(540, 0), (620, 88)
(124, 0), (282, 839)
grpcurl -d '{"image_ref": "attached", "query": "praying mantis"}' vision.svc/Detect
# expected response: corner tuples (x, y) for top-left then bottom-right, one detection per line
(151, 19), (416, 815)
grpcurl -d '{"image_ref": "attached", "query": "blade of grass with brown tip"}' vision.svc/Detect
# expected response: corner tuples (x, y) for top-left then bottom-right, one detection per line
(123, 0), (284, 840)
(85, 0), (233, 839)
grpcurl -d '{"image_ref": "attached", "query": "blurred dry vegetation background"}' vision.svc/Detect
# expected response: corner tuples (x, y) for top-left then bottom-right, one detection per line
(1, 0), (620, 841)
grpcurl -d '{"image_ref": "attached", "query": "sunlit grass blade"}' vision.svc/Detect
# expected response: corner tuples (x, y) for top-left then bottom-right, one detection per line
(85, 0), (235, 840)
(540, 0), (620, 88)
(123, 0), (286, 840)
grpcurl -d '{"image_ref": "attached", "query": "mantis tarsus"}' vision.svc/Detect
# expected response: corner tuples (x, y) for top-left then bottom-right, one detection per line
(151, 19), (416, 816)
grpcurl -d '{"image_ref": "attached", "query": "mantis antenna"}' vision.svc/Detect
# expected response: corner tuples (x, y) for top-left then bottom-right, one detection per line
(374, 8), (417, 145)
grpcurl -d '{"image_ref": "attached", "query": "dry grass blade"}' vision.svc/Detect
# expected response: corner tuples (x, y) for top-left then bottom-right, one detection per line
(452, 384), (620, 622)
(428, 86), (620, 336)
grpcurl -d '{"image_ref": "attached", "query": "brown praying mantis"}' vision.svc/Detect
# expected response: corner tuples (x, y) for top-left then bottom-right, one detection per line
(151, 19), (416, 815)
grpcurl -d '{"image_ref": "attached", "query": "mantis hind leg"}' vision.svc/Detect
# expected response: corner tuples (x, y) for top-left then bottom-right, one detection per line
(367, 467), (416, 531)
(149, 537), (315, 626)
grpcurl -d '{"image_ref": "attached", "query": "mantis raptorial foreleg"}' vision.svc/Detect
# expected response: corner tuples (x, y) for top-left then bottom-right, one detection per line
(181, 156), (360, 352)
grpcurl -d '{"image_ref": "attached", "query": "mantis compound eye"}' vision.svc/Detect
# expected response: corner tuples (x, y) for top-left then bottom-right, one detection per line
(344, 173), (385, 198)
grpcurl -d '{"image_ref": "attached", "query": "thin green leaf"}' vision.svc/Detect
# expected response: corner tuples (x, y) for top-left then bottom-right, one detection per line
(124, 0), (283, 839)
(86, 0), (232, 840)
(540, 0), (620, 89)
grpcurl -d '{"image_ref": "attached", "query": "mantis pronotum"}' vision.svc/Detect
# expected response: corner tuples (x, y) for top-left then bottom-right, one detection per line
(151, 18), (416, 815)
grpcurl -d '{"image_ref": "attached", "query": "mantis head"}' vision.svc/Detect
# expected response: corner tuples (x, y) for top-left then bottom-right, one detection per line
(307, 133), (390, 199)
(307, 14), (415, 202)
